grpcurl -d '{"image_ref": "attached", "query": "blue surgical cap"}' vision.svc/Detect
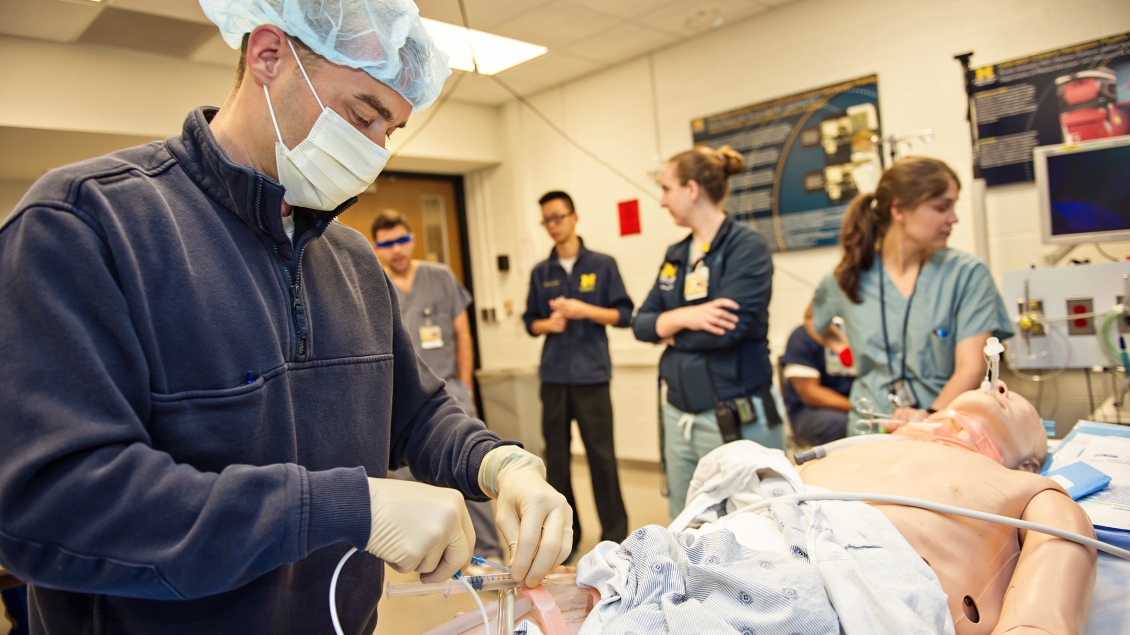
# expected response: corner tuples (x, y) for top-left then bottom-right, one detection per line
(199, 0), (451, 111)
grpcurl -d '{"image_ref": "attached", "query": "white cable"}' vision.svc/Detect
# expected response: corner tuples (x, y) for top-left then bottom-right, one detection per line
(731, 492), (1130, 560)
(330, 548), (358, 635)
(330, 548), (494, 635)
(457, 574), (493, 635)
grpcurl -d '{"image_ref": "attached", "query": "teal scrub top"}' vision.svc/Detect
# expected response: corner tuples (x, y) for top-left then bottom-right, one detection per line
(812, 248), (1013, 431)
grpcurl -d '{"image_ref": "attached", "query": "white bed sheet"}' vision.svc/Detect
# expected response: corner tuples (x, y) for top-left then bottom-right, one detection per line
(1088, 553), (1130, 634)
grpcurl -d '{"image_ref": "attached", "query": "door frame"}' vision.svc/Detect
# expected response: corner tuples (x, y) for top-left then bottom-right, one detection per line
(380, 171), (485, 418)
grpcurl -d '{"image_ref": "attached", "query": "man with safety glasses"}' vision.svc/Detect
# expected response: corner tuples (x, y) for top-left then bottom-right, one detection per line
(523, 191), (633, 557)
(371, 209), (505, 569)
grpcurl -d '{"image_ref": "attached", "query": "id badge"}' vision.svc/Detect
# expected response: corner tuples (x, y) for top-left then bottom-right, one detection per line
(886, 378), (918, 409)
(684, 266), (709, 301)
(419, 325), (444, 349)
(733, 397), (755, 424)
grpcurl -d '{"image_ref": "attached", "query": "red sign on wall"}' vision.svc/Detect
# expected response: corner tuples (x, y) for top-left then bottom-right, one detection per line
(618, 199), (640, 236)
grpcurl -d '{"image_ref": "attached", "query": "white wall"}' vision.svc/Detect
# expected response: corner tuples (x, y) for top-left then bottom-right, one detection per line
(467, 0), (1130, 461)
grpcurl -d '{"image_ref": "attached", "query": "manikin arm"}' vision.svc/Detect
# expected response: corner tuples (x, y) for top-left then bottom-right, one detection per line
(991, 489), (1097, 635)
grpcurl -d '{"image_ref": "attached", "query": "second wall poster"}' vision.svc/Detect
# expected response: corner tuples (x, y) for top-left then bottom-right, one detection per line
(691, 75), (882, 253)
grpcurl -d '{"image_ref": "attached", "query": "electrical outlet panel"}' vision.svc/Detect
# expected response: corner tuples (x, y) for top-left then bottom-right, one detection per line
(1066, 297), (1096, 336)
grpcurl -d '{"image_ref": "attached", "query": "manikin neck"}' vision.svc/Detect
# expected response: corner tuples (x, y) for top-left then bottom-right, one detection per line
(555, 234), (580, 260)
(386, 259), (418, 294)
(880, 227), (931, 277)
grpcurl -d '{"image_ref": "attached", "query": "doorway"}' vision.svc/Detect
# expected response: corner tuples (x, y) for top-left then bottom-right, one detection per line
(338, 172), (469, 287)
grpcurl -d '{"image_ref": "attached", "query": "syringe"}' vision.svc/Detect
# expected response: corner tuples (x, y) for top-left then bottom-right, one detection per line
(385, 570), (578, 600)
(386, 572), (517, 599)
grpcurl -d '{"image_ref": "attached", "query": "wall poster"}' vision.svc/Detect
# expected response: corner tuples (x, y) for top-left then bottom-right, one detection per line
(691, 75), (882, 252)
(965, 32), (1130, 186)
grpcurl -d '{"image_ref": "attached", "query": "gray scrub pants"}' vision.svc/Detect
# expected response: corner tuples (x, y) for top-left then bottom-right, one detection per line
(389, 378), (503, 558)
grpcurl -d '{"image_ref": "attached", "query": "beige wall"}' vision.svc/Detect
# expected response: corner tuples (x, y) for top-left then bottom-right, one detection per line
(464, 0), (1130, 461)
(0, 181), (33, 223)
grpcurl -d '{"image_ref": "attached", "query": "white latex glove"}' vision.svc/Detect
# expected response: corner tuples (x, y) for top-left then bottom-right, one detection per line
(479, 446), (572, 587)
(365, 477), (475, 583)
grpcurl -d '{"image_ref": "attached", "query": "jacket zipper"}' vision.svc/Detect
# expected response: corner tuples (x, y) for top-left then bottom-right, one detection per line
(256, 187), (355, 359)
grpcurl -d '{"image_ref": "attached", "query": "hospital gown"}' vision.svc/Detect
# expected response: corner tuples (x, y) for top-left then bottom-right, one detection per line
(577, 441), (954, 635)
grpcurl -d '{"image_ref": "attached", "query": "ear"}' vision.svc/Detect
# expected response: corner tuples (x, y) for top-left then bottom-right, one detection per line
(889, 201), (908, 223)
(685, 179), (702, 203)
(1016, 456), (1043, 473)
(245, 24), (290, 88)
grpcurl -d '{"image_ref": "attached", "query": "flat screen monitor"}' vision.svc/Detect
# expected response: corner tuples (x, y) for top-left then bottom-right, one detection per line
(1036, 136), (1130, 244)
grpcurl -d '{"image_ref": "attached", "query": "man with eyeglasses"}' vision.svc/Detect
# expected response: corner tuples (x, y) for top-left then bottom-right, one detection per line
(523, 191), (633, 556)
(371, 210), (504, 568)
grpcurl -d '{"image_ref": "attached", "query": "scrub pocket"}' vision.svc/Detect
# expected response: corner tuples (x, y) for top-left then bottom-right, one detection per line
(926, 329), (955, 380)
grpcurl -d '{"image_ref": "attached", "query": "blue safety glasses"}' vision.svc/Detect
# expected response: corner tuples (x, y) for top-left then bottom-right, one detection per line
(374, 234), (413, 248)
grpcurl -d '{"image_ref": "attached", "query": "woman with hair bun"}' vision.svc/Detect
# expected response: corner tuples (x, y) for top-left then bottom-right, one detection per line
(806, 157), (1012, 435)
(634, 145), (783, 518)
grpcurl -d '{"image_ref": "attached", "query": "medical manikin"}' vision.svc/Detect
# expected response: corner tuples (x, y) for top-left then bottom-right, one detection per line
(431, 374), (1095, 635)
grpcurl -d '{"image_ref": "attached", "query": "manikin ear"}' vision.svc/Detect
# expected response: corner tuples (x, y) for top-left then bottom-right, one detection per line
(1016, 456), (1042, 474)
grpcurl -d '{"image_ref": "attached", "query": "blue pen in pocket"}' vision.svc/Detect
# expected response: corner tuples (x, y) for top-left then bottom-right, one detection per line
(933, 328), (949, 339)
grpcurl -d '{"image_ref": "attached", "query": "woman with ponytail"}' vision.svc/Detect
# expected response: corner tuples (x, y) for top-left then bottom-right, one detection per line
(807, 157), (1012, 434)
(633, 145), (782, 517)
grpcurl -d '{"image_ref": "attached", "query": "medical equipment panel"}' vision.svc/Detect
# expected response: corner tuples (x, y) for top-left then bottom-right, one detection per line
(1002, 261), (1130, 369)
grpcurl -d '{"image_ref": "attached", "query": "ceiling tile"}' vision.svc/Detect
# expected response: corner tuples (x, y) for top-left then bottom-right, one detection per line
(0, 0), (102, 43)
(189, 32), (240, 68)
(77, 7), (217, 58)
(638, 0), (769, 37)
(561, 0), (679, 20)
(416, 0), (551, 31)
(494, 52), (603, 90)
(109, 0), (212, 25)
(444, 72), (540, 105)
(490, 1), (620, 49)
(564, 22), (677, 64)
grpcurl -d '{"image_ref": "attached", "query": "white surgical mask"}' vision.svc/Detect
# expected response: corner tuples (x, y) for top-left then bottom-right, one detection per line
(262, 39), (390, 211)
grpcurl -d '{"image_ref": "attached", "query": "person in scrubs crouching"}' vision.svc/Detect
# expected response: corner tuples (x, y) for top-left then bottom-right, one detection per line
(806, 157), (1013, 435)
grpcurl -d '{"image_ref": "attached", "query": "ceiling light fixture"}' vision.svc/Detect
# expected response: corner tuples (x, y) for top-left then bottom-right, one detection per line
(421, 18), (546, 75)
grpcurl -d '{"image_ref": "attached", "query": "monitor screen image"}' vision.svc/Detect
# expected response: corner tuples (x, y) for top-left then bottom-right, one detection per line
(1037, 138), (1130, 244)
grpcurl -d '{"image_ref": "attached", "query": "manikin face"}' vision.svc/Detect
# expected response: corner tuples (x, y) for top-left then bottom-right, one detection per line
(659, 162), (698, 227)
(890, 179), (960, 252)
(927, 381), (1046, 472)
(540, 198), (577, 244)
(374, 224), (415, 274)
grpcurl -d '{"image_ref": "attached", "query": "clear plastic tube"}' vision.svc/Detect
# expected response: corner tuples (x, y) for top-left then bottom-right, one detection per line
(731, 491), (1130, 560)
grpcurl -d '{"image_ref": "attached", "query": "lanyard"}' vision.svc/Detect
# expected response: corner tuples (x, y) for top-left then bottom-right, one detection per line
(878, 258), (919, 381)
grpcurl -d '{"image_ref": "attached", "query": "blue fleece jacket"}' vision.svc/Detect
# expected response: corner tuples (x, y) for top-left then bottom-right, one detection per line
(0, 108), (508, 634)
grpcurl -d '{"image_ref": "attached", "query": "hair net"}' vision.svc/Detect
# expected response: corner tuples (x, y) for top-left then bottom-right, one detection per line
(200, 0), (451, 111)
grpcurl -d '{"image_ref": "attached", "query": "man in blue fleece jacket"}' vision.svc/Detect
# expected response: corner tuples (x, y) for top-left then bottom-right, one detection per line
(0, 9), (570, 635)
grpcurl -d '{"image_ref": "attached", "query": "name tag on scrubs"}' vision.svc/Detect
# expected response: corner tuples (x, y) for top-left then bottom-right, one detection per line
(419, 325), (444, 349)
(684, 266), (709, 301)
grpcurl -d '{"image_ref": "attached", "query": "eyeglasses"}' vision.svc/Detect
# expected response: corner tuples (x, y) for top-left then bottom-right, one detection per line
(540, 212), (574, 227)
(374, 234), (413, 248)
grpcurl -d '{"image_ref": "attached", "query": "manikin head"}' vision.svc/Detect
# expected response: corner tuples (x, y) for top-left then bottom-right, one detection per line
(659, 145), (744, 227)
(905, 381), (1046, 472)
(539, 191), (578, 246)
(371, 209), (415, 275)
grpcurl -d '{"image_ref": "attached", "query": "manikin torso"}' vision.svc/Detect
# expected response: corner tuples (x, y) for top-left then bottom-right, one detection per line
(798, 439), (1061, 635)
